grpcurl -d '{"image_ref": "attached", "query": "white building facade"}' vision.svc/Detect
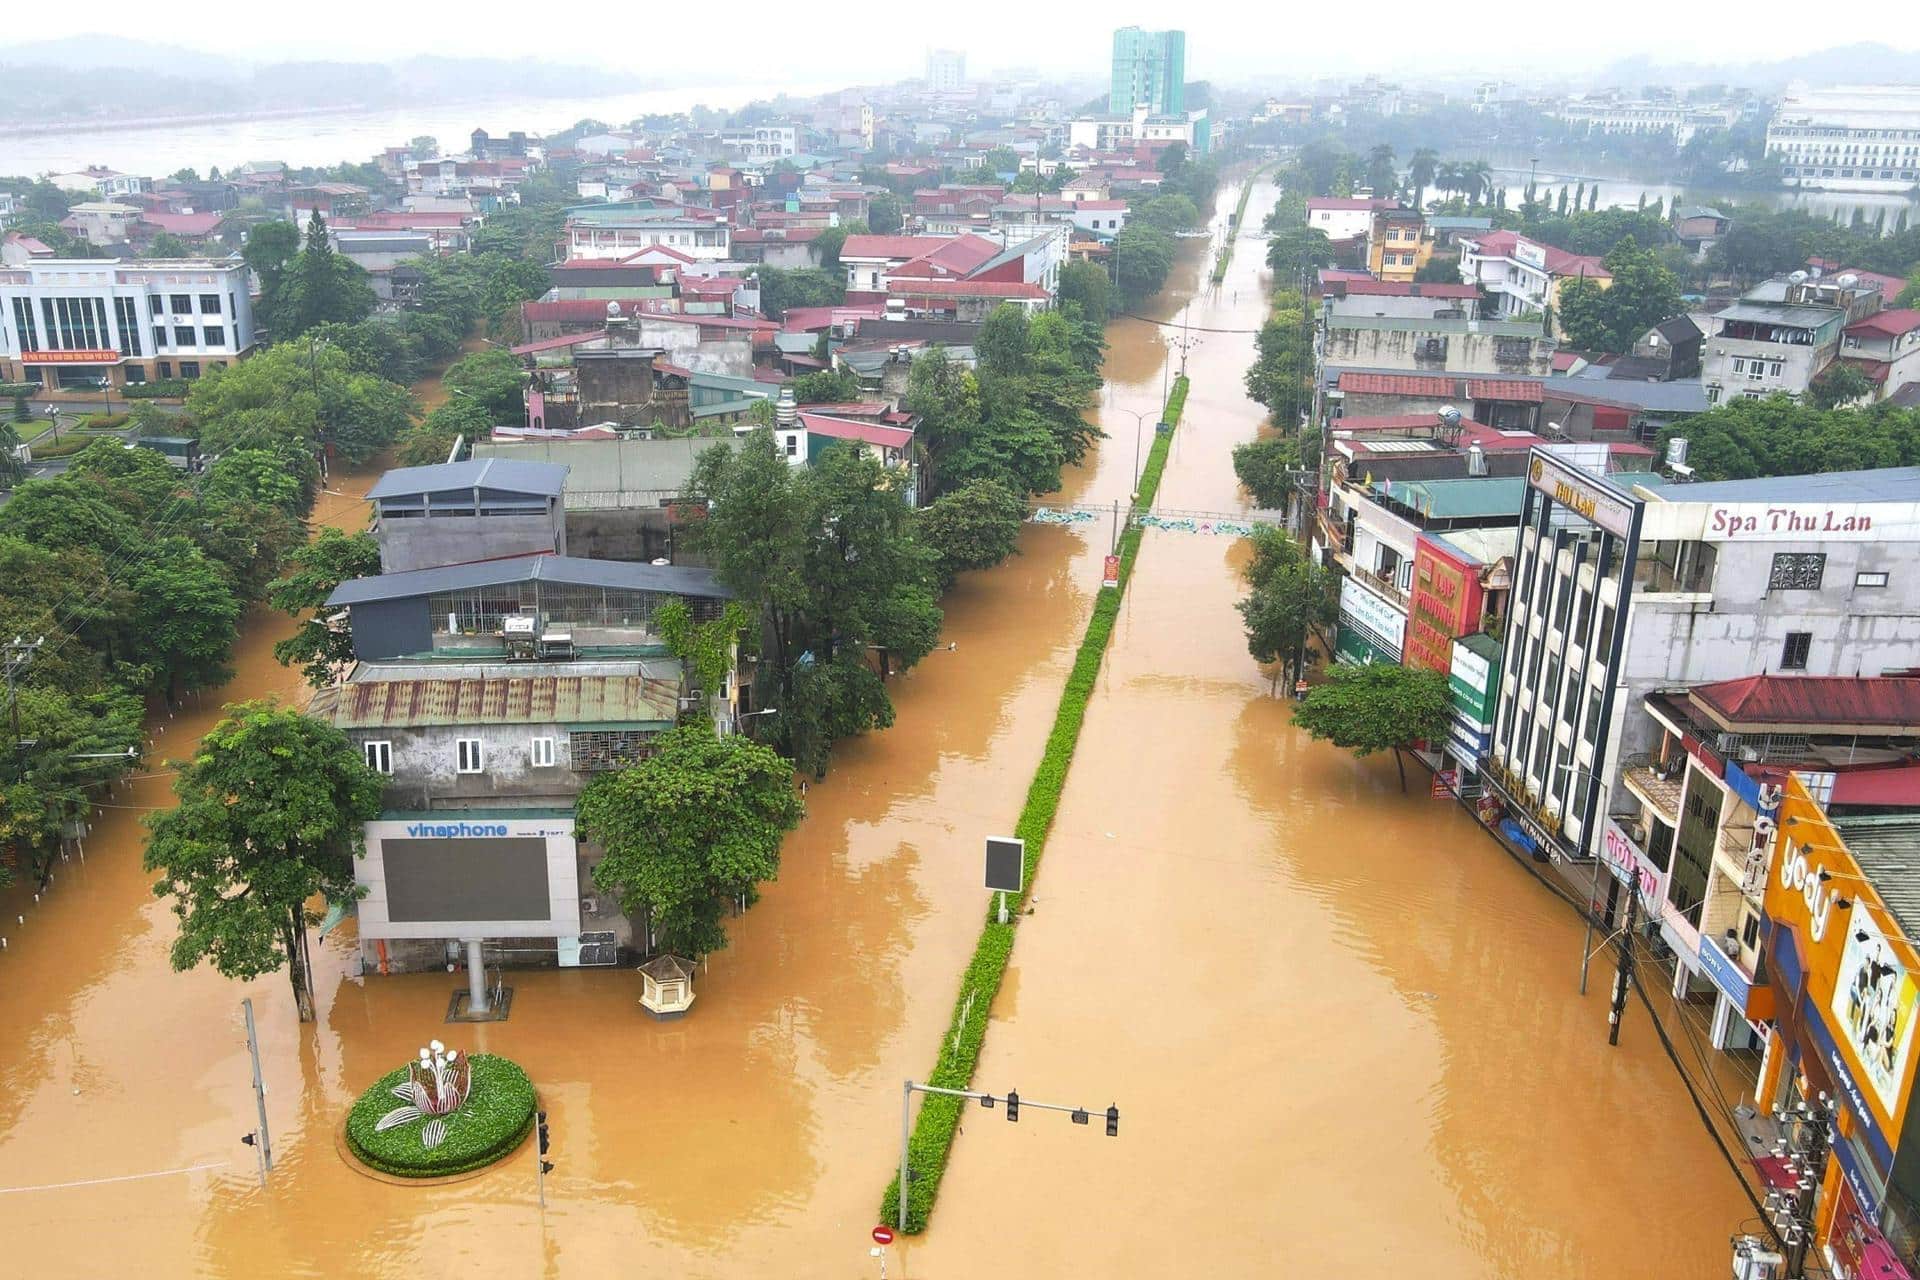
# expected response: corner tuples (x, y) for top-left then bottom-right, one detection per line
(1766, 86), (1920, 193)
(0, 257), (256, 388)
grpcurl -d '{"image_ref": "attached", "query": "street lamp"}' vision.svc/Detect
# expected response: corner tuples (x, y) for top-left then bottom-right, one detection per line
(1109, 406), (1162, 495)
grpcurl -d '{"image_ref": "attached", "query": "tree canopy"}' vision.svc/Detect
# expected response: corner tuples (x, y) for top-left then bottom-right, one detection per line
(185, 339), (415, 463)
(915, 478), (1025, 589)
(143, 701), (383, 1020)
(1293, 661), (1452, 791)
(268, 528), (382, 688)
(577, 726), (804, 957)
(1556, 241), (1681, 354)
(1236, 527), (1336, 692)
(1659, 398), (1920, 481)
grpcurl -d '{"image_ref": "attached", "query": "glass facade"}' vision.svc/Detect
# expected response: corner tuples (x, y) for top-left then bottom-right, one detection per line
(1109, 27), (1185, 116)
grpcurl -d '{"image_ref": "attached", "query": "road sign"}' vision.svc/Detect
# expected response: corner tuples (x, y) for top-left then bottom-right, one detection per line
(985, 837), (1024, 893)
(872, 1226), (894, 1245)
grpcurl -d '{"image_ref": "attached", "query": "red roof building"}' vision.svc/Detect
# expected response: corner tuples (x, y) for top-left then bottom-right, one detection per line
(1845, 309), (1920, 340)
(1688, 675), (1920, 734)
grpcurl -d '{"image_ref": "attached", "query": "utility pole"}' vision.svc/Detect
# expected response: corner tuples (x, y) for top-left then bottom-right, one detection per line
(536, 1109), (553, 1208)
(1606, 891), (1638, 1046)
(896, 1078), (1118, 1232)
(241, 997), (272, 1186)
(5, 635), (44, 783)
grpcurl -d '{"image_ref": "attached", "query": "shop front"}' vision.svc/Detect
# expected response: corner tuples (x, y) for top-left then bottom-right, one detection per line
(1445, 633), (1499, 791)
(1759, 776), (1920, 1279)
(1334, 574), (1404, 666)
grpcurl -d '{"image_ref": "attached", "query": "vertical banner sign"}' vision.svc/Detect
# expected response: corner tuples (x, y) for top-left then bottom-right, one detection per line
(1102, 555), (1120, 590)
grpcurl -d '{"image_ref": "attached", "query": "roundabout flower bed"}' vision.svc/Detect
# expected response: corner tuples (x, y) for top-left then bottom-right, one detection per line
(345, 1050), (536, 1178)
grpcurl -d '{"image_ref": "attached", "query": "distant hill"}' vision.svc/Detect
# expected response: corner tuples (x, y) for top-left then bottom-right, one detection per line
(0, 37), (634, 129)
(0, 34), (244, 79)
(1597, 41), (1920, 90)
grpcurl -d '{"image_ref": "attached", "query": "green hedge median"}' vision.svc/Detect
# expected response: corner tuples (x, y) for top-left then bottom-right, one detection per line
(1211, 169), (1272, 284)
(879, 375), (1189, 1233)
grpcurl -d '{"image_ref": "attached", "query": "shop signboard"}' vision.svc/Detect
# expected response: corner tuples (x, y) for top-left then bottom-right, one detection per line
(1601, 818), (1665, 915)
(1526, 452), (1634, 538)
(1406, 537), (1483, 674)
(1513, 239), (1547, 270)
(1337, 576), (1404, 664)
(1448, 637), (1498, 726)
(22, 349), (120, 364)
(1696, 933), (1772, 1020)
(1830, 906), (1920, 1121)
(1704, 502), (1920, 543)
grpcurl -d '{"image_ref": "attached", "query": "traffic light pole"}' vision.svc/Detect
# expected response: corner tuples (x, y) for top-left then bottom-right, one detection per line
(897, 1079), (1119, 1232)
(536, 1110), (552, 1208)
(241, 997), (272, 1186)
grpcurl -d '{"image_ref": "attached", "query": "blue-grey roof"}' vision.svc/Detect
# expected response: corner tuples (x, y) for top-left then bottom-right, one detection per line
(1317, 364), (1710, 414)
(1653, 466), (1920, 505)
(327, 555), (732, 607)
(365, 458), (569, 500)
(1427, 216), (1493, 231)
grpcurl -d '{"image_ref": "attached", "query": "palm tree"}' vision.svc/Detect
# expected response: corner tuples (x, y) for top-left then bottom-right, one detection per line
(1460, 160), (1494, 207)
(1435, 162), (1462, 202)
(1409, 148), (1438, 211)
(1365, 144), (1396, 197)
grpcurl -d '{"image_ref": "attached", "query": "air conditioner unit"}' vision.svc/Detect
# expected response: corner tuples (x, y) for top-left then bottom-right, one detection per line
(581, 896), (600, 917)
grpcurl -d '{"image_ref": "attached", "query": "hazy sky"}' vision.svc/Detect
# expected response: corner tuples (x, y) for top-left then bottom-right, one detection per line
(16, 5), (1920, 84)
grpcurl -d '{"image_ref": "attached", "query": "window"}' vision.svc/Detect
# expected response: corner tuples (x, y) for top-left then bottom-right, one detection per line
(180, 361), (200, 379)
(1585, 686), (1604, 743)
(530, 736), (556, 768)
(1769, 552), (1826, 591)
(149, 295), (163, 316)
(153, 326), (167, 350)
(169, 294), (191, 314)
(174, 325), (196, 347)
(456, 738), (484, 773)
(782, 432), (798, 457)
(1857, 570), (1890, 588)
(198, 293), (221, 313)
(363, 741), (393, 774)
(1781, 632), (1812, 671)
(202, 326), (225, 347)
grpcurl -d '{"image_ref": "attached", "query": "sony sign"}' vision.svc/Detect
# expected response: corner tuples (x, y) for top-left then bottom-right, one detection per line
(1778, 842), (1841, 943)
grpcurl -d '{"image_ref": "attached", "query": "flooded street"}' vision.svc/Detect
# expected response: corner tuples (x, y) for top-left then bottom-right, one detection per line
(0, 176), (1748, 1276)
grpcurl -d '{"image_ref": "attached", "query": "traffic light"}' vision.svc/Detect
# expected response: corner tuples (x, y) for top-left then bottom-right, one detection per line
(241, 1132), (257, 1147)
(1105, 1105), (1119, 1137)
(537, 1110), (550, 1156)
(1071, 1108), (1089, 1126)
(540, 1161), (554, 1175)
(1005, 1089), (1019, 1122)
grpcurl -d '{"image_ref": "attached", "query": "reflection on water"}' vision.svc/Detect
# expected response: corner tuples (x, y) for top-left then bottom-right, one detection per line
(0, 175), (1749, 1278)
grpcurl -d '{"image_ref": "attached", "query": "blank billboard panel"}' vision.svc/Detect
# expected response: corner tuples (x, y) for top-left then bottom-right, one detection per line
(383, 837), (552, 923)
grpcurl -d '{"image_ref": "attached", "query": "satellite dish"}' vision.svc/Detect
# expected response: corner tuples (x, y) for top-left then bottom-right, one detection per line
(1837, 273), (1859, 287)
(607, 300), (623, 316)
(1788, 270), (1808, 284)
(1437, 405), (1462, 428)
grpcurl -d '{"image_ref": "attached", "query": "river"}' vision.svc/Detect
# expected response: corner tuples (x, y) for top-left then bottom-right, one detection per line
(1483, 163), (1920, 227)
(0, 85), (836, 178)
(0, 176), (1752, 1276)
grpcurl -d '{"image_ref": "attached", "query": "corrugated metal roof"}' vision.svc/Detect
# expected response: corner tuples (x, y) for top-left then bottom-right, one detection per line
(1689, 676), (1920, 734)
(366, 459), (569, 500)
(1831, 815), (1920, 938)
(1464, 379), (1544, 402)
(1390, 476), (1527, 519)
(1338, 372), (1453, 397)
(328, 555), (732, 607)
(310, 674), (679, 728)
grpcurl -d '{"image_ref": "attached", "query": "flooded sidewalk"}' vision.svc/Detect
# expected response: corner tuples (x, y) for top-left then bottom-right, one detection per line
(904, 180), (1752, 1277)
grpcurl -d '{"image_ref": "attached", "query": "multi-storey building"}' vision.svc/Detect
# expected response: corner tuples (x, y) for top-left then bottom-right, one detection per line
(1701, 275), (1882, 405)
(1552, 95), (1739, 146)
(1457, 229), (1610, 329)
(925, 48), (966, 92)
(0, 257), (256, 389)
(563, 203), (731, 262)
(1766, 86), (1920, 193)
(1481, 457), (1920, 891)
(1109, 26), (1184, 116)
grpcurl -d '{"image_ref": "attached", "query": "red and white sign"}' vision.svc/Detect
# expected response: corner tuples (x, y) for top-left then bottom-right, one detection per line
(1430, 769), (1458, 798)
(1102, 554), (1120, 590)
(22, 349), (120, 365)
(1602, 818), (1665, 913)
(871, 1226), (894, 1245)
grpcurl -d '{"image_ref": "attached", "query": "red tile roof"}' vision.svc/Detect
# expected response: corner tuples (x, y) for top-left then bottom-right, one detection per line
(1338, 373), (1453, 397)
(1333, 414), (1478, 431)
(890, 234), (1003, 279)
(1831, 764), (1920, 806)
(1335, 280), (1479, 299)
(1846, 309), (1920, 340)
(340, 211), (469, 229)
(1690, 675), (1920, 732)
(888, 279), (1050, 299)
(797, 412), (915, 449)
(510, 330), (607, 355)
(1466, 230), (1611, 280)
(523, 298), (663, 322)
(623, 244), (696, 264)
(139, 211), (223, 236)
(781, 304), (886, 332)
(840, 234), (955, 261)
(1464, 378), (1544, 402)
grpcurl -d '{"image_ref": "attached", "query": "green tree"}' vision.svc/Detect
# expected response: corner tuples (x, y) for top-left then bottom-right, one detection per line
(0, 421), (22, 489)
(1658, 399), (1920, 481)
(1414, 255), (1460, 283)
(1265, 226), (1334, 281)
(202, 445), (318, 515)
(275, 212), (377, 338)
(1808, 363), (1876, 411)
(143, 702), (383, 1020)
(127, 535), (242, 702)
(915, 478), (1024, 589)
(1293, 661), (1452, 791)
(1237, 527), (1337, 692)
(441, 348), (525, 421)
(1244, 305), (1313, 427)
(577, 726), (803, 957)
(1556, 241), (1681, 354)
(790, 368), (862, 404)
(1232, 433), (1316, 509)
(267, 529), (382, 688)
(756, 266), (846, 320)
(1058, 259), (1112, 329)
(0, 683), (143, 890)
(186, 340), (415, 464)
(868, 193), (903, 234)
(242, 220), (302, 336)
(1136, 193), (1201, 231)
(1364, 144), (1396, 198)
(1408, 148), (1438, 210)
(141, 231), (192, 259)
(684, 432), (938, 777)
(1113, 222), (1175, 305)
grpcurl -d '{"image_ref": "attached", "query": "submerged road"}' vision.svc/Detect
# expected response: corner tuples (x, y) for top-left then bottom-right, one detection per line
(0, 175), (1748, 1277)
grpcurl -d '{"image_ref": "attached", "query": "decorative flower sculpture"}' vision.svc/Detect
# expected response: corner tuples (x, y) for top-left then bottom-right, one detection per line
(374, 1040), (474, 1150)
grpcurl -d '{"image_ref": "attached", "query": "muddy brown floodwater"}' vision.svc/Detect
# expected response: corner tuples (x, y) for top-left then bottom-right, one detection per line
(0, 177), (1747, 1278)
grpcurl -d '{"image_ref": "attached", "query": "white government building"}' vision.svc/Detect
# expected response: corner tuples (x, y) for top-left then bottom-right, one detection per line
(1765, 85), (1920, 193)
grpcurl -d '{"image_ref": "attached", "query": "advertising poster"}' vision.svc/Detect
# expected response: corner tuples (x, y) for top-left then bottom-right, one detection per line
(1830, 906), (1920, 1116)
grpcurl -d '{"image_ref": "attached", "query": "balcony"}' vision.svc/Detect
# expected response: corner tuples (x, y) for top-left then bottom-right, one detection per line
(1355, 566), (1410, 608)
(1620, 752), (1684, 824)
